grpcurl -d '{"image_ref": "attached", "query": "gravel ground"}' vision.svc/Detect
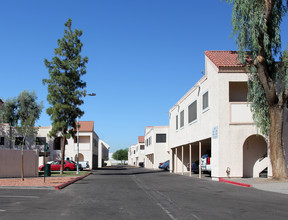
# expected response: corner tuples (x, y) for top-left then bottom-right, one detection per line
(0, 176), (76, 187)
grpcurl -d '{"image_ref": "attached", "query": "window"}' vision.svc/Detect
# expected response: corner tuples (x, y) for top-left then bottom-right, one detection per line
(146, 139), (148, 146)
(15, 137), (25, 146)
(176, 115), (178, 130)
(36, 137), (46, 145)
(180, 110), (184, 128)
(149, 136), (152, 145)
(140, 145), (145, 150)
(229, 82), (248, 102)
(134, 150), (135, 154)
(0, 137), (4, 145)
(202, 91), (209, 111)
(188, 100), (197, 123)
(156, 134), (166, 143)
(54, 138), (61, 150)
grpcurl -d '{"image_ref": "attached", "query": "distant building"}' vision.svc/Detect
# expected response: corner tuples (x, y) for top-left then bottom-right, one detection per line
(0, 98), (3, 123)
(145, 126), (170, 169)
(98, 140), (110, 168)
(106, 152), (122, 166)
(0, 121), (106, 170)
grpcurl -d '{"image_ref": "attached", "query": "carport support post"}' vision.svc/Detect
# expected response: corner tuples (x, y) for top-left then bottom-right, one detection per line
(199, 142), (202, 179)
(172, 148), (175, 173)
(175, 147), (178, 173)
(189, 144), (192, 177)
(182, 146), (184, 175)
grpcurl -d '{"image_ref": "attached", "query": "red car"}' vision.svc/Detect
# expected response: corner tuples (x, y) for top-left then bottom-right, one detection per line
(39, 160), (77, 171)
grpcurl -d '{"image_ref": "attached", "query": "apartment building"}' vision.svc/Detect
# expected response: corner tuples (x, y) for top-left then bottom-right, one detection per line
(169, 51), (269, 178)
(98, 139), (110, 168)
(145, 126), (170, 169)
(0, 98), (3, 123)
(0, 121), (101, 169)
(64, 121), (99, 169)
(128, 144), (136, 166)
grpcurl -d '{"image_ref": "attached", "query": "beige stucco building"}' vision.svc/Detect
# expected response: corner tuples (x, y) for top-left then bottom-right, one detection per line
(128, 136), (145, 167)
(145, 126), (170, 169)
(128, 144), (136, 166)
(0, 121), (104, 170)
(169, 51), (270, 179)
(98, 139), (110, 168)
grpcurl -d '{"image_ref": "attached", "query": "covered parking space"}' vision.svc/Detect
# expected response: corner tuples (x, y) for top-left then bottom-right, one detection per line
(170, 138), (211, 178)
(145, 153), (154, 169)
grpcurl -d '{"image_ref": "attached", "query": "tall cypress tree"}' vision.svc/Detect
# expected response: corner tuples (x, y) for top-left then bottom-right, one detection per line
(225, 0), (288, 178)
(43, 19), (88, 174)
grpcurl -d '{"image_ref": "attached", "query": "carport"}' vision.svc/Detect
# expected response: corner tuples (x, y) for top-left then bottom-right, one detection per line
(171, 138), (211, 178)
(145, 153), (154, 169)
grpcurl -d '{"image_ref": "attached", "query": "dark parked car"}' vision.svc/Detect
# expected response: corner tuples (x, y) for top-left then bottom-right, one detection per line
(187, 160), (199, 173)
(159, 160), (169, 170)
(139, 162), (144, 167)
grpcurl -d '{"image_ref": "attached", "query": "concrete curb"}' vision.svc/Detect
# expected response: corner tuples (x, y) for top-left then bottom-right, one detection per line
(219, 178), (251, 188)
(55, 172), (93, 190)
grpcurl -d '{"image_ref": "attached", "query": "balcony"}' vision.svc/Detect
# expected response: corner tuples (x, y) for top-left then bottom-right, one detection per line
(230, 102), (254, 124)
(74, 143), (90, 151)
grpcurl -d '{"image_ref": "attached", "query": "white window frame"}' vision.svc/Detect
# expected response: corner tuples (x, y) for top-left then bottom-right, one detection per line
(202, 90), (209, 113)
(180, 110), (184, 128)
(188, 99), (197, 125)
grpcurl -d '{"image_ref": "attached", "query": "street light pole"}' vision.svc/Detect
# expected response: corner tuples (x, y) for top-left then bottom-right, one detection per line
(76, 93), (96, 175)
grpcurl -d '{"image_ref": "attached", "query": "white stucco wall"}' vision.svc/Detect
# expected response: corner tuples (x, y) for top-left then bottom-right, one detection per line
(98, 139), (110, 168)
(168, 54), (268, 178)
(145, 126), (170, 169)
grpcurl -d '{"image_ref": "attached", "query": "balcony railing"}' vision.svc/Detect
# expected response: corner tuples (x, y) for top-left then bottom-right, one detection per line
(74, 143), (90, 151)
(230, 102), (254, 124)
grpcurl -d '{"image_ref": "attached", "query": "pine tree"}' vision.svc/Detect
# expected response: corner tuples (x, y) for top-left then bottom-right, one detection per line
(43, 19), (88, 174)
(226, 0), (288, 178)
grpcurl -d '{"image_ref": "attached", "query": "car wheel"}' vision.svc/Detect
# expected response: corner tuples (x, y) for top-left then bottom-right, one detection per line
(64, 167), (70, 171)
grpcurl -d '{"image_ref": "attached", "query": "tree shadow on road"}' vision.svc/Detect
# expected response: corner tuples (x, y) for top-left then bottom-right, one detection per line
(93, 168), (168, 176)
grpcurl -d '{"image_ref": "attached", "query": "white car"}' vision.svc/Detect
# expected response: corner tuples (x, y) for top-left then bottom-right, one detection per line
(79, 161), (90, 170)
(200, 154), (211, 173)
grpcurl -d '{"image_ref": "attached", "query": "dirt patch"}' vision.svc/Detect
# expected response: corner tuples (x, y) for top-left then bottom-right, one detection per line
(0, 177), (76, 187)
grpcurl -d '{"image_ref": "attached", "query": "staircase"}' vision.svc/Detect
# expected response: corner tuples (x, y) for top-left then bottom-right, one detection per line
(253, 155), (268, 178)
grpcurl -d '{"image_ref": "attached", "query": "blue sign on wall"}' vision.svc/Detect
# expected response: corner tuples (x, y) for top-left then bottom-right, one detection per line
(212, 126), (218, 139)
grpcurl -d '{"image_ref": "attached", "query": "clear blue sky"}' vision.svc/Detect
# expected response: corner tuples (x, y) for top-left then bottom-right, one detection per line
(1, 1), (287, 153)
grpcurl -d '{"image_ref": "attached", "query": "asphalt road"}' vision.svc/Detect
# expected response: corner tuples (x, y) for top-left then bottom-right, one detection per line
(1, 166), (288, 220)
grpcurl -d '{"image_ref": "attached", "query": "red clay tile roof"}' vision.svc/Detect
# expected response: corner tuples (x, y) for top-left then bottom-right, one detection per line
(205, 51), (245, 68)
(138, 136), (144, 143)
(78, 121), (94, 132)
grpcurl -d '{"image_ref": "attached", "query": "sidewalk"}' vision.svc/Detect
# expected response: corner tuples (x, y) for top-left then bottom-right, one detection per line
(219, 177), (288, 195)
(181, 171), (288, 195)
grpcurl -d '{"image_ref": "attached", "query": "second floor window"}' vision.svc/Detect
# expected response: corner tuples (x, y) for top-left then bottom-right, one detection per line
(202, 91), (209, 111)
(176, 115), (178, 130)
(36, 137), (46, 145)
(0, 137), (4, 145)
(140, 145), (145, 150)
(15, 137), (25, 146)
(188, 100), (197, 123)
(156, 134), (166, 143)
(180, 110), (184, 128)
